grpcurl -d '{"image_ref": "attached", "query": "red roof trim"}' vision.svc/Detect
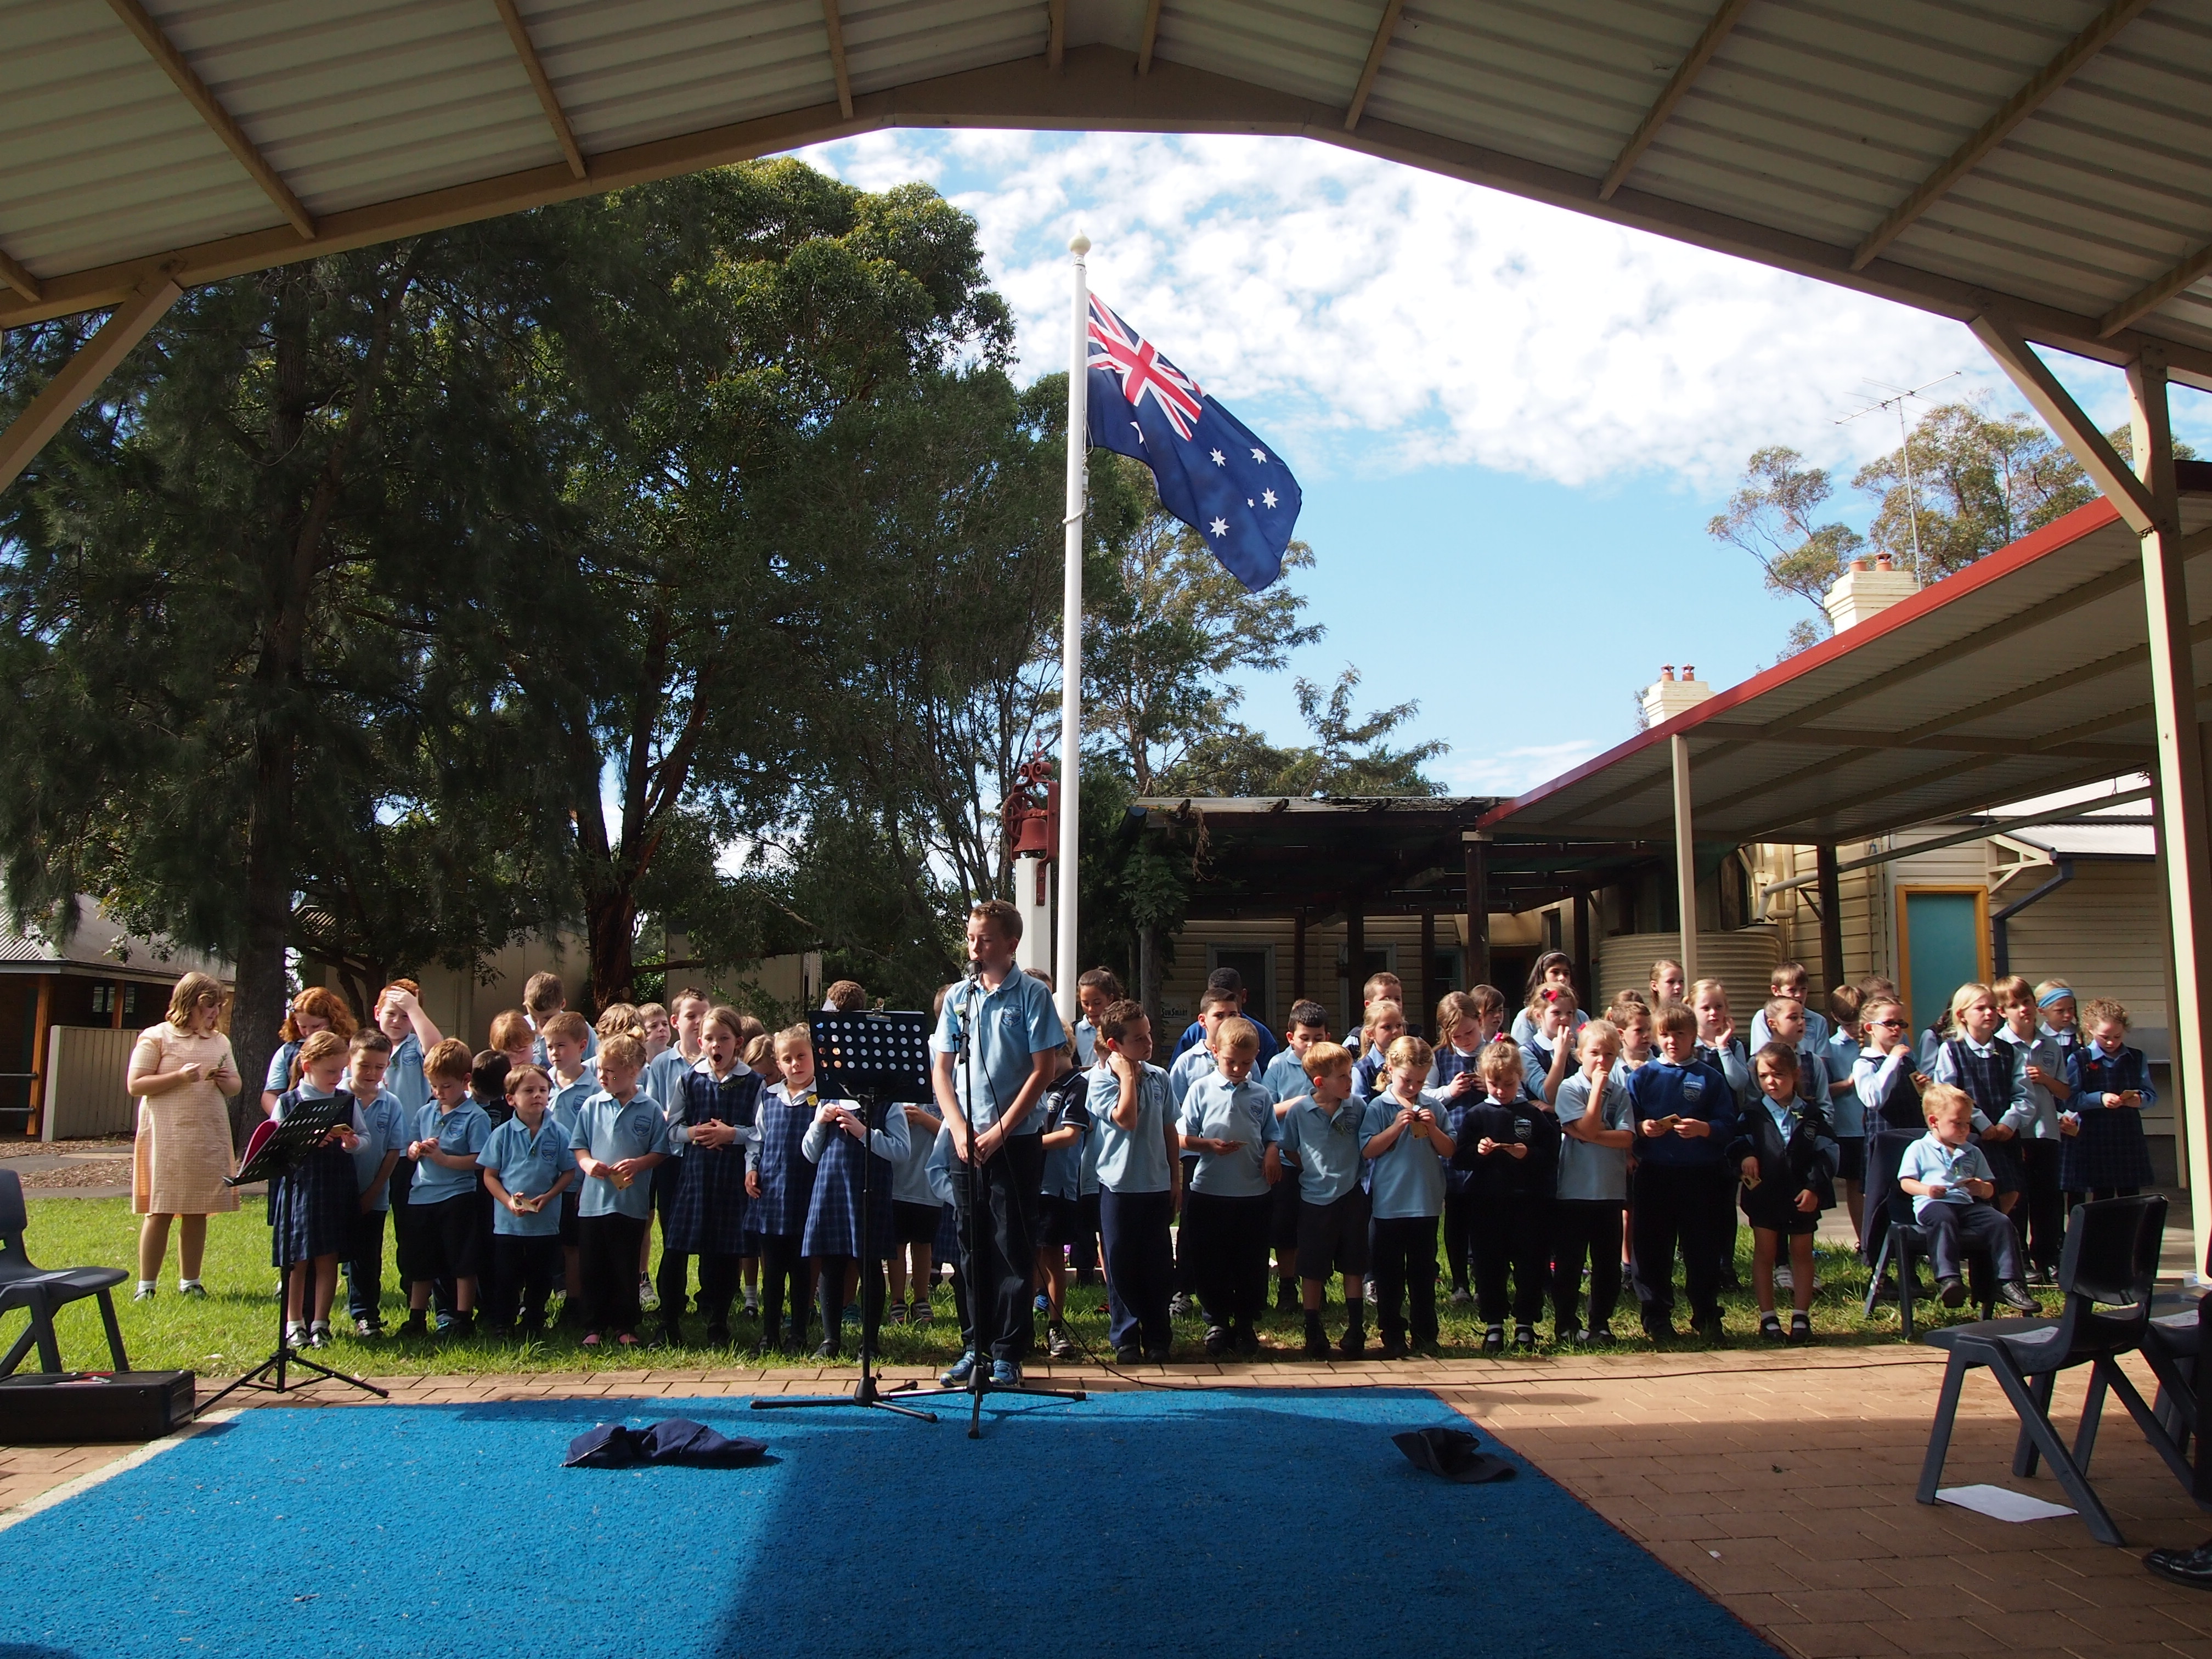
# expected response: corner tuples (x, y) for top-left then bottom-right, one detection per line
(1475, 495), (2126, 831)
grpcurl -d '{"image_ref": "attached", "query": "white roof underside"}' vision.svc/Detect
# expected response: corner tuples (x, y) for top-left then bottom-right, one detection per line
(2, 0), (2209, 380)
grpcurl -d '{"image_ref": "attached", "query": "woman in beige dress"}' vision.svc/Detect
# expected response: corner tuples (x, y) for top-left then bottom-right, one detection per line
(127, 972), (242, 1299)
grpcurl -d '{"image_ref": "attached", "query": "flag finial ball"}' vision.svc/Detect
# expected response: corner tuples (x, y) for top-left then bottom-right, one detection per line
(1069, 234), (1091, 256)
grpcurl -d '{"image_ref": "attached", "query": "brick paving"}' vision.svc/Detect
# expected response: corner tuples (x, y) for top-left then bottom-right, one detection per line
(5, 1346), (2211, 1657)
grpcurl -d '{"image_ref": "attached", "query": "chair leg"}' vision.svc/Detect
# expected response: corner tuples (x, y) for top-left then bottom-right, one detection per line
(2101, 1359), (2196, 1489)
(1897, 1238), (1917, 1341)
(93, 1289), (129, 1372)
(29, 1293), (63, 1374)
(0, 1318), (37, 1378)
(2016, 1368), (2058, 1478)
(1985, 1348), (2125, 1545)
(1865, 1233), (1893, 1321)
(2073, 1366), (2109, 1475)
(1916, 1352), (1972, 1504)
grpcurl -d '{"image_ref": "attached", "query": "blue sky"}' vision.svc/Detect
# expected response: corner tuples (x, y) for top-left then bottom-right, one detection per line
(794, 129), (2212, 803)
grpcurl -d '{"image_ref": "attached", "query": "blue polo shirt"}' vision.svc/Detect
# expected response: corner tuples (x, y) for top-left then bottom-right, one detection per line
(1554, 1073), (1633, 1203)
(1361, 1094), (1448, 1220)
(569, 1090), (672, 1220)
(264, 1040), (300, 1096)
(1166, 1043), (1217, 1109)
(1039, 1081), (1092, 1202)
(646, 1048), (700, 1151)
(477, 1114), (578, 1236)
(547, 1073), (595, 1142)
(890, 1104), (941, 1206)
(1178, 1073), (1280, 1198)
(931, 966), (1064, 1136)
(409, 1098), (490, 1204)
(1899, 1132), (1994, 1217)
(348, 1088), (410, 1210)
(1172, 1015), (1280, 1067)
(384, 1032), (428, 1115)
(1259, 1047), (1311, 1103)
(1085, 1060), (1175, 1193)
(1277, 1095), (1366, 1204)
(1824, 1030), (1866, 1136)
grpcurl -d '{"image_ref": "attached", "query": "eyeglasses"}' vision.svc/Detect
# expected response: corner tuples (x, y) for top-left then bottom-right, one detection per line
(1869, 1018), (1906, 1028)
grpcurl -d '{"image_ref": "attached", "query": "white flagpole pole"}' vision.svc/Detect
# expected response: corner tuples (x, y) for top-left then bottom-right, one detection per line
(1053, 234), (1089, 1027)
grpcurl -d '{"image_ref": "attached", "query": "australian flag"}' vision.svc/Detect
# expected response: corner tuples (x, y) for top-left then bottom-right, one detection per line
(1085, 296), (1302, 593)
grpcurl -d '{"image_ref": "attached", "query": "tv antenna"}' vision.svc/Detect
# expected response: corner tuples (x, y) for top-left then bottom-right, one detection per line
(1837, 370), (1960, 580)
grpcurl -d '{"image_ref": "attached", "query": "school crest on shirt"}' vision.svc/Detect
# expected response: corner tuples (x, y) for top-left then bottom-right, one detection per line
(1682, 1074), (1706, 1102)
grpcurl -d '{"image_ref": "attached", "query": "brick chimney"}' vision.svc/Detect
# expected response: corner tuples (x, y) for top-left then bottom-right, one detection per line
(1823, 552), (1918, 632)
(1641, 663), (1712, 727)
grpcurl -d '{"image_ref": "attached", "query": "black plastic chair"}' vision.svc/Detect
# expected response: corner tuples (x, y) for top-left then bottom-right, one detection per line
(1864, 1182), (1994, 1338)
(0, 1169), (131, 1376)
(1915, 1195), (2176, 1545)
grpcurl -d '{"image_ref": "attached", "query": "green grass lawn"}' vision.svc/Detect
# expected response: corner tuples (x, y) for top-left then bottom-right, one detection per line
(5, 1197), (2043, 1379)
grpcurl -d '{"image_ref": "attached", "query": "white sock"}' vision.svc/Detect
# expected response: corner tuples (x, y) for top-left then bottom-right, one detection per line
(178, 1278), (201, 1290)
(137, 1280), (156, 1295)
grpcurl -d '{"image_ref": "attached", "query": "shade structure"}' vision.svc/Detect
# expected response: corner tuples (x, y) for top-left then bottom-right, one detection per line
(1481, 467), (2212, 848)
(1, 0), (2210, 393)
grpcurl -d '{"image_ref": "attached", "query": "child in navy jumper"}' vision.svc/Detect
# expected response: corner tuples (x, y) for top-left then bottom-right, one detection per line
(1453, 1041), (1561, 1352)
(1361, 1034), (1457, 1358)
(1420, 990), (1486, 1305)
(269, 1029), (365, 1351)
(1824, 985), (1869, 1251)
(799, 1047), (910, 1361)
(1036, 1042), (1091, 1359)
(662, 1006), (760, 1347)
(2063, 998), (2156, 1204)
(1278, 1042), (1369, 1357)
(1177, 1016), (1282, 1356)
(1629, 1002), (1738, 1343)
(1729, 1044), (1836, 1343)
(1994, 975), (2073, 1280)
(1929, 983), (2023, 1211)
(1853, 996), (1927, 1275)
(746, 1025), (824, 1355)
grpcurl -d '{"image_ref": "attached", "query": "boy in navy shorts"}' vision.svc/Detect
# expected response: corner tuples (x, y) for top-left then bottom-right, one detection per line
(1277, 1042), (1368, 1357)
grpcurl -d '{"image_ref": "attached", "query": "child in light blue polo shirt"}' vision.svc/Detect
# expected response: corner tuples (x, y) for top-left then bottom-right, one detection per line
(342, 1030), (409, 1336)
(403, 1059), (492, 1336)
(1278, 1042), (1369, 1358)
(1089, 1004), (1180, 1364)
(477, 1064), (578, 1334)
(1361, 1034), (1455, 1358)
(1177, 1019), (1282, 1356)
(1899, 1084), (2033, 1311)
(568, 1035), (672, 1346)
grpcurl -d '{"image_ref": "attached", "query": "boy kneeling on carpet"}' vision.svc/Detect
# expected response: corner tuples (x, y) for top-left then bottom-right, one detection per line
(1898, 1084), (2038, 1313)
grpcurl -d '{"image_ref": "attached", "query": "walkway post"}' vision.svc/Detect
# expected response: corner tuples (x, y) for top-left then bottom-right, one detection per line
(1671, 733), (1698, 987)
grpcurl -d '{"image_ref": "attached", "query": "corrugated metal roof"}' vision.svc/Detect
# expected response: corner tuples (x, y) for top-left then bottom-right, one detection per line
(0, 897), (230, 978)
(3, 0), (2211, 380)
(1481, 473), (2212, 846)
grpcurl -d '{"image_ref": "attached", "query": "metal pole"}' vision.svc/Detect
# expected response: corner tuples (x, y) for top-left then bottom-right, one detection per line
(1671, 733), (1699, 988)
(1053, 234), (1090, 1026)
(2129, 349), (2212, 1275)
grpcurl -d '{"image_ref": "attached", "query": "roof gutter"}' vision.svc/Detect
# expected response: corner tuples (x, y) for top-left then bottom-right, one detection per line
(1993, 858), (2075, 978)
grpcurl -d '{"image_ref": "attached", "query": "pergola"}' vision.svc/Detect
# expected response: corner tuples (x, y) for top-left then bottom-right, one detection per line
(4, 1), (2210, 1248)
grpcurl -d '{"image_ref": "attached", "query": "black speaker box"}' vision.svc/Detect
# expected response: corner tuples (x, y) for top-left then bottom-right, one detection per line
(0, 1370), (196, 1442)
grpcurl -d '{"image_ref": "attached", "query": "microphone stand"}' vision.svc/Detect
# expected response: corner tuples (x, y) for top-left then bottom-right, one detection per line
(895, 961), (1085, 1439)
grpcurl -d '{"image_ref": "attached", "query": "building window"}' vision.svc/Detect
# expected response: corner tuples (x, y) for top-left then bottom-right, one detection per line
(89, 984), (113, 1017)
(1206, 946), (1274, 1030)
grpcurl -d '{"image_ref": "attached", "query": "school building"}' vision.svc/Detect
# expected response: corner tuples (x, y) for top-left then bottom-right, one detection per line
(0, 899), (231, 1141)
(1135, 480), (2210, 1191)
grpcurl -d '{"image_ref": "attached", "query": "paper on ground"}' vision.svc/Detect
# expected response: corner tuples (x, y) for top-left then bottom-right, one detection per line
(1935, 1484), (2076, 1522)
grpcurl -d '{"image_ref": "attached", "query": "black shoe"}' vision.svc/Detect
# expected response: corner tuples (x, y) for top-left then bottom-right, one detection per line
(1113, 1345), (1142, 1365)
(1512, 1325), (1535, 1352)
(1481, 1325), (1504, 1355)
(1232, 1323), (1260, 1357)
(814, 1340), (839, 1360)
(2143, 1537), (2212, 1590)
(2000, 1280), (2039, 1313)
(1378, 1333), (1407, 1359)
(1696, 1311), (1725, 1345)
(1203, 1325), (1230, 1357)
(1143, 1346), (1173, 1364)
(1759, 1312), (1785, 1342)
(1788, 1311), (1812, 1344)
(1644, 1321), (1678, 1344)
(1336, 1327), (1365, 1358)
(1937, 1276), (1967, 1308)
(1413, 1336), (1443, 1357)
(706, 1323), (730, 1347)
(1302, 1316), (1328, 1358)
(1276, 1279), (1297, 1313)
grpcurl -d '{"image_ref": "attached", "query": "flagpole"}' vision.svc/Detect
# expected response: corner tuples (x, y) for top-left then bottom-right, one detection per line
(1053, 234), (1088, 1027)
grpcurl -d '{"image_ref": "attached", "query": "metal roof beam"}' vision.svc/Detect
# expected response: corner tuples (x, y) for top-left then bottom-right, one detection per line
(1850, 0), (2152, 272)
(0, 246), (39, 304)
(2101, 239), (2212, 340)
(0, 272), (181, 493)
(1973, 313), (2157, 534)
(820, 0), (855, 118)
(101, 0), (314, 239)
(1137, 0), (1163, 74)
(1344, 0), (1405, 133)
(1047, 0), (1066, 73)
(1598, 0), (1751, 201)
(1691, 722), (2152, 762)
(492, 0), (588, 179)
(1757, 755), (2180, 845)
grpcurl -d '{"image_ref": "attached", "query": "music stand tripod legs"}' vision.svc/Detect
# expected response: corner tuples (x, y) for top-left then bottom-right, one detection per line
(198, 1255), (389, 1416)
(750, 1086), (938, 1425)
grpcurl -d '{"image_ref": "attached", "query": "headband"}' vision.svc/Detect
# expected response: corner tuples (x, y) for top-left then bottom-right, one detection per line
(2037, 987), (2075, 1009)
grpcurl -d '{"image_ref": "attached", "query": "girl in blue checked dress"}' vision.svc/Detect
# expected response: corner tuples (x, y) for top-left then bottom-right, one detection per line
(269, 1029), (365, 1350)
(665, 1006), (761, 1347)
(746, 1026), (822, 1355)
(801, 1079), (910, 1360)
(2061, 998), (2156, 1203)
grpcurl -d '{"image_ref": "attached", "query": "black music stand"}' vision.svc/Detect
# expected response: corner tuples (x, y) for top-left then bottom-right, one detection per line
(889, 978), (1086, 1439)
(196, 1096), (390, 1417)
(751, 1011), (938, 1424)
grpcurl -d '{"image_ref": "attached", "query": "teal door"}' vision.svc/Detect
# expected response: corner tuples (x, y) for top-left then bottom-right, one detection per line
(1904, 891), (1982, 1034)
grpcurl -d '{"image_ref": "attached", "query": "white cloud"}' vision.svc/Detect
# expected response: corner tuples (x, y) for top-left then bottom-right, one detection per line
(1435, 740), (1611, 801)
(795, 130), (2047, 490)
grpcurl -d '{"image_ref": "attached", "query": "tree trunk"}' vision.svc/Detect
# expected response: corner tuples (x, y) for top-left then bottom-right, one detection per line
(584, 877), (637, 1012)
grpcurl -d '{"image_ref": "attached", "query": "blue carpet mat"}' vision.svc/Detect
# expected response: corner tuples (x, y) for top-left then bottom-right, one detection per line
(0, 1386), (1775, 1659)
